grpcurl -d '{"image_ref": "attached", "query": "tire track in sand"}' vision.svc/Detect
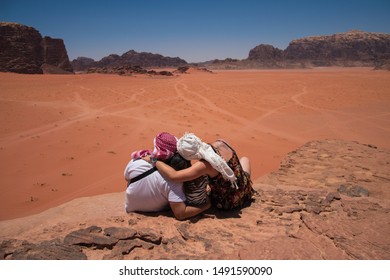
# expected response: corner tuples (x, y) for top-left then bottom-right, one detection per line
(173, 80), (247, 125)
(0, 85), (146, 146)
(241, 83), (326, 143)
(0, 92), (100, 147)
(291, 83), (390, 135)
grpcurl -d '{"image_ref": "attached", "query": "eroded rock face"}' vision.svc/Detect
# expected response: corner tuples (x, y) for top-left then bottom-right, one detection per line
(0, 22), (73, 74)
(0, 22), (44, 74)
(40, 36), (73, 73)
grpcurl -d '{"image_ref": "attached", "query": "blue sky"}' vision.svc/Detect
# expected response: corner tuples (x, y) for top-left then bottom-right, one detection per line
(1, 0), (390, 62)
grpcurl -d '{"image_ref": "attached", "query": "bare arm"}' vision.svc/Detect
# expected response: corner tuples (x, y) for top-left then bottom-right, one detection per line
(143, 155), (217, 182)
(156, 160), (210, 182)
(169, 199), (211, 220)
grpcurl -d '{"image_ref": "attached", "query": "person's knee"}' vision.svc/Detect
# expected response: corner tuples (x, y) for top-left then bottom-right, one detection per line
(204, 198), (212, 210)
(240, 157), (251, 176)
(174, 212), (186, 221)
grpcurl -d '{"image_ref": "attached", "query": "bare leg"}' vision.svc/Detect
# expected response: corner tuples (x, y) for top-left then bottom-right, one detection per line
(240, 157), (251, 177)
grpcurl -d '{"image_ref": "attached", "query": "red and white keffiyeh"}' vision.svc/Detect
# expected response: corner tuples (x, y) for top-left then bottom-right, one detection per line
(131, 132), (177, 161)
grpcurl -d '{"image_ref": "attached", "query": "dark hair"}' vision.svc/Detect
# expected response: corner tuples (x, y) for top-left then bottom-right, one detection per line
(167, 153), (191, 171)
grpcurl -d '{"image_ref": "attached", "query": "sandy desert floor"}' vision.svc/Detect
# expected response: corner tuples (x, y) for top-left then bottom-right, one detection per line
(0, 68), (389, 221)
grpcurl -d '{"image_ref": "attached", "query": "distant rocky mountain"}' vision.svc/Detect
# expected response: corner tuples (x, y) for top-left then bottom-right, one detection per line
(72, 50), (187, 72)
(85, 65), (174, 76)
(0, 22), (73, 74)
(68, 56), (95, 72)
(2, 23), (389, 74)
(210, 30), (390, 69)
(248, 44), (283, 61)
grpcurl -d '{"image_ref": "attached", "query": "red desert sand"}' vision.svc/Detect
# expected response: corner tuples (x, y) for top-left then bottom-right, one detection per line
(0, 68), (389, 221)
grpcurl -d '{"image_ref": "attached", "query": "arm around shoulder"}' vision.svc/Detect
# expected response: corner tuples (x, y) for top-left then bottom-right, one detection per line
(155, 160), (211, 182)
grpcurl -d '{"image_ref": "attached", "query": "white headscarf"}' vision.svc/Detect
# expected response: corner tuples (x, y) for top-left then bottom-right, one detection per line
(177, 133), (237, 188)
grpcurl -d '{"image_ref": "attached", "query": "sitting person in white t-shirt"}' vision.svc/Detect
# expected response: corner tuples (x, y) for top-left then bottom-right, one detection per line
(124, 132), (210, 220)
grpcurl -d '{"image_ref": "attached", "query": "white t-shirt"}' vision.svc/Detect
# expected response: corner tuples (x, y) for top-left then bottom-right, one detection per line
(124, 159), (186, 213)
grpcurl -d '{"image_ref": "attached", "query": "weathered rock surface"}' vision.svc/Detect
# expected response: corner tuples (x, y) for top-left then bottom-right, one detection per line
(0, 22), (73, 74)
(63, 226), (118, 249)
(1, 239), (87, 260)
(0, 140), (389, 259)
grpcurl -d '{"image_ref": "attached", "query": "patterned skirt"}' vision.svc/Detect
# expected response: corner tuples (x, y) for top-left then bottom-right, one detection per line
(208, 145), (254, 210)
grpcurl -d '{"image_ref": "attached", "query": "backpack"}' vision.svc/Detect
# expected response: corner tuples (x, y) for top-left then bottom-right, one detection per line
(168, 153), (208, 206)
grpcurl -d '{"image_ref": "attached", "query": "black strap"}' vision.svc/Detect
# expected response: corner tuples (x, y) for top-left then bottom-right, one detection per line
(126, 167), (157, 187)
(216, 139), (236, 153)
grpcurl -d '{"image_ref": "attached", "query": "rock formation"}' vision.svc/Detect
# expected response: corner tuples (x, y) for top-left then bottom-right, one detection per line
(248, 44), (283, 61)
(117, 50), (187, 68)
(85, 65), (174, 76)
(0, 22), (43, 74)
(173, 66), (213, 74)
(0, 22), (73, 74)
(71, 50), (187, 72)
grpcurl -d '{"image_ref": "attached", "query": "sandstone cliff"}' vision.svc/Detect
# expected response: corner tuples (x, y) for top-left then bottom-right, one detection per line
(0, 22), (73, 74)
(40, 36), (73, 73)
(0, 22), (43, 73)
(246, 30), (390, 68)
(284, 30), (390, 66)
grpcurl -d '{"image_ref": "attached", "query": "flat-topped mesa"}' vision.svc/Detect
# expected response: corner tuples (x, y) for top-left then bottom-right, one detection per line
(247, 30), (390, 67)
(0, 22), (73, 74)
(285, 30), (390, 63)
